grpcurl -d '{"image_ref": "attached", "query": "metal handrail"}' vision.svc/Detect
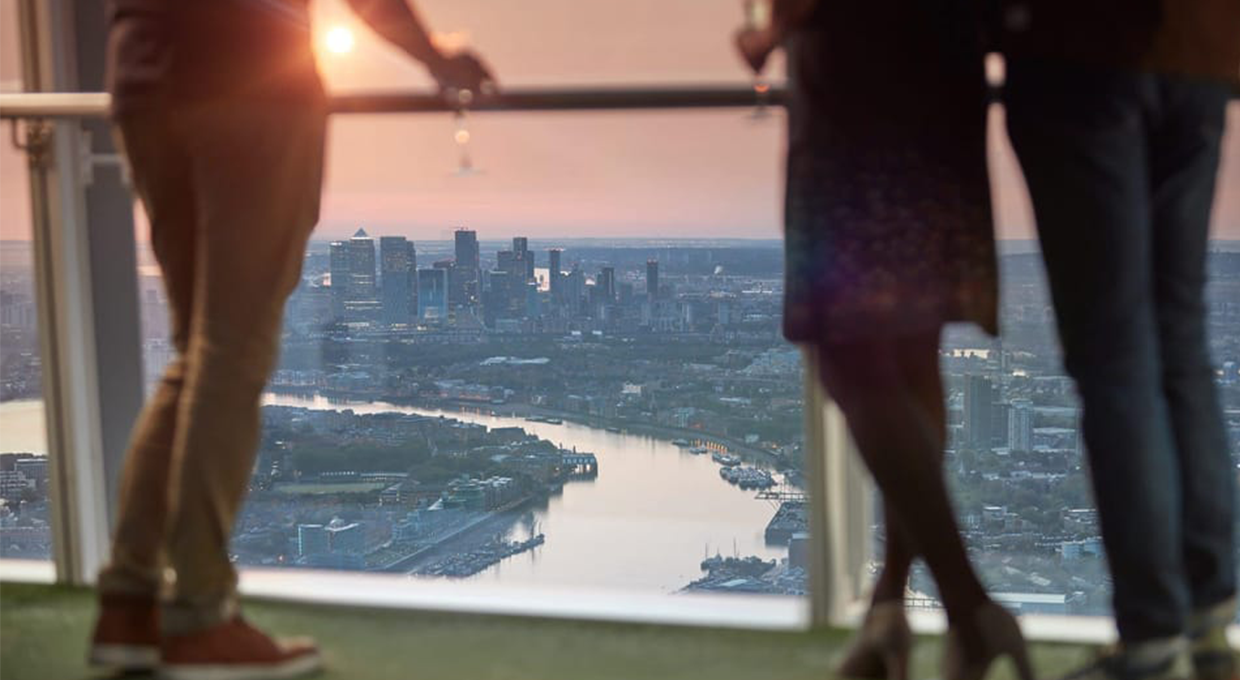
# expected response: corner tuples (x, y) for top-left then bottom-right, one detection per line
(0, 86), (788, 119)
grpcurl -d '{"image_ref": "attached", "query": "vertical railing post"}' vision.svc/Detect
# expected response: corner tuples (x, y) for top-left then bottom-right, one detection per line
(803, 346), (872, 628)
(17, 0), (143, 586)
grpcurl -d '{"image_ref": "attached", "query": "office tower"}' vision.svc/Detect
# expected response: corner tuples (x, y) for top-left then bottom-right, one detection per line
(548, 248), (563, 299)
(513, 236), (534, 280)
(347, 228), (377, 299)
(341, 228), (380, 322)
(963, 375), (995, 449)
(454, 228), (480, 271)
(484, 269), (512, 327)
(418, 268), (449, 320)
(454, 228), (480, 305)
(599, 266), (616, 303)
(380, 236), (416, 328)
(525, 281), (541, 318)
(646, 259), (659, 301)
(329, 241), (350, 318)
(1008, 398), (1034, 452)
(497, 250), (518, 278)
(566, 265), (585, 314)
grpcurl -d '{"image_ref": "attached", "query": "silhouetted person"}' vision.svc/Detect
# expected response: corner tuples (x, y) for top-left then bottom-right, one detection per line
(737, 2), (1033, 679)
(89, 1), (492, 678)
(1000, 2), (1239, 679)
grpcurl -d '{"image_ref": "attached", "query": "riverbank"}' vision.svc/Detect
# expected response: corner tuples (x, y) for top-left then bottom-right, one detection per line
(267, 387), (797, 479)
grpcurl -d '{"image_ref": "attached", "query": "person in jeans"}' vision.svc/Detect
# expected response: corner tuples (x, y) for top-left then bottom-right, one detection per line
(1001, 1), (1239, 678)
(89, 1), (492, 678)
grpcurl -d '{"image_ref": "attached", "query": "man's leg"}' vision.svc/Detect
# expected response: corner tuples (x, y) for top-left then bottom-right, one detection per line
(161, 101), (326, 634)
(90, 112), (198, 671)
(96, 114), (198, 601)
(1005, 59), (1189, 644)
(1147, 79), (1236, 680)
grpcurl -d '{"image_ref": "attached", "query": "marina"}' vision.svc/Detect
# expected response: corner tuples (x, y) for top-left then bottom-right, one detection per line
(719, 466), (776, 490)
(414, 533), (547, 578)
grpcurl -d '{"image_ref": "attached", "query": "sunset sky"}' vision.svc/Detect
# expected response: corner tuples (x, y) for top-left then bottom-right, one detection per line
(1, 0), (1237, 244)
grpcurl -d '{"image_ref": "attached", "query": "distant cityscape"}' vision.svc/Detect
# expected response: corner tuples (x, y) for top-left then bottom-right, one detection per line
(2, 236), (1239, 615)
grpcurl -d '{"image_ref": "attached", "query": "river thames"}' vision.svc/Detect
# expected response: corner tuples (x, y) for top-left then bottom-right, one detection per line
(263, 393), (790, 593)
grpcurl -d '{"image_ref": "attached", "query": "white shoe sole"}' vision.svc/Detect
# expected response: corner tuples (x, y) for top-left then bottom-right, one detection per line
(159, 652), (322, 680)
(89, 643), (160, 671)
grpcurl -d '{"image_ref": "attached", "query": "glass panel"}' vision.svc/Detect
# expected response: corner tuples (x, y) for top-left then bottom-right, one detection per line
(0, 0), (53, 561)
(136, 108), (809, 601)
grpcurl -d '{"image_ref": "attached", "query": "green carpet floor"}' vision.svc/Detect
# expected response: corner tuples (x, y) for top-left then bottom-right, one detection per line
(1, 582), (1092, 680)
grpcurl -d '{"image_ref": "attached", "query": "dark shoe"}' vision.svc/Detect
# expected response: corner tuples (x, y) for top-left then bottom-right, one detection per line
(836, 601), (912, 680)
(1188, 598), (1237, 680)
(160, 617), (322, 680)
(1056, 640), (1192, 680)
(942, 602), (1035, 680)
(88, 593), (161, 672)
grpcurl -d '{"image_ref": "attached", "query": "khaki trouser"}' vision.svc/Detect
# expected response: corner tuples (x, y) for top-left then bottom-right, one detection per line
(97, 98), (327, 634)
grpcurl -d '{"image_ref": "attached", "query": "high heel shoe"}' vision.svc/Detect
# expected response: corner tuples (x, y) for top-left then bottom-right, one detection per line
(836, 602), (913, 680)
(942, 602), (1035, 680)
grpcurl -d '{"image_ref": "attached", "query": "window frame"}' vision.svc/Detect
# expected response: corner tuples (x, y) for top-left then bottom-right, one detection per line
(9, 0), (1239, 645)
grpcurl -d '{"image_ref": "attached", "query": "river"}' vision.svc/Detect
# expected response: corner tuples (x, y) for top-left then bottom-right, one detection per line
(262, 393), (789, 593)
(0, 400), (47, 457)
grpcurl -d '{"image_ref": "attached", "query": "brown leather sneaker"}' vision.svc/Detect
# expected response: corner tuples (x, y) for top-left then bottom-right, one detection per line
(160, 617), (322, 680)
(88, 593), (161, 671)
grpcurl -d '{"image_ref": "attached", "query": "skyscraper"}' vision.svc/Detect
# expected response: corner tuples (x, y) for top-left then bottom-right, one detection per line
(453, 229), (480, 306)
(417, 268), (448, 321)
(484, 269), (512, 326)
(380, 236), (416, 328)
(562, 264), (585, 315)
(454, 229), (479, 270)
(964, 375), (995, 450)
(548, 248), (563, 300)
(347, 228), (377, 299)
(646, 259), (659, 301)
(340, 229), (380, 323)
(329, 241), (350, 319)
(1008, 398), (1034, 452)
(599, 266), (616, 303)
(512, 237), (534, 280)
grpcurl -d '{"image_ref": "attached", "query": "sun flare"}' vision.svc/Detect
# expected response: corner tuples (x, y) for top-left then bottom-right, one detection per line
(324, 26), (355, 55)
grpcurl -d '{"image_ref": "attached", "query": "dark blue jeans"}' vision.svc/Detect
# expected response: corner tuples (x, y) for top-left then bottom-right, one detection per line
(1005, 59), (1235, 643)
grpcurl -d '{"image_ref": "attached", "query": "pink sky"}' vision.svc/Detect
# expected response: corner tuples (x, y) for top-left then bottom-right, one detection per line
(1, 0), (1238, 243)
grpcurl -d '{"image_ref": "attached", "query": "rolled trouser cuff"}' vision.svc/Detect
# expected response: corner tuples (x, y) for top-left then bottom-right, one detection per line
(161, 595), (239, 636)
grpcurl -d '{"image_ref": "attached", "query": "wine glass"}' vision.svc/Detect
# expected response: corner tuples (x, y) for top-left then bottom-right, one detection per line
(452, 88), (476, 176)
(744, 0), (773, 120)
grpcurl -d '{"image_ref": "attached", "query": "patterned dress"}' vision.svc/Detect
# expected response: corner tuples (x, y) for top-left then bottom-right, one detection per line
(781, 1), (999, 344)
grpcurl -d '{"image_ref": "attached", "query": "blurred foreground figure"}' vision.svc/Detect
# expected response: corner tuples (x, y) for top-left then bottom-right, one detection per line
(1000, 1), (1240, 679)
(738, 2), (1033, 679)
(89, 1), (491, 678)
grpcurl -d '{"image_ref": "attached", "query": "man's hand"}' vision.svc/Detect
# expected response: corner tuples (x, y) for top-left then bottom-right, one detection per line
(429, 52), (496, 96)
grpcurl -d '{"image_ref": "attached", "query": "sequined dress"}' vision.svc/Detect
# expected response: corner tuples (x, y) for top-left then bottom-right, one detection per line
(781, 1), (999, 343)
